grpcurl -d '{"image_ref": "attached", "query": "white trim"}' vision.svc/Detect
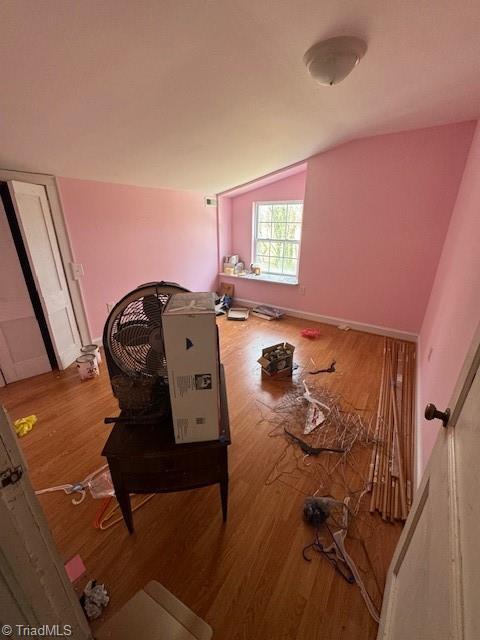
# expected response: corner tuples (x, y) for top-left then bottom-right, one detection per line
(415, 335), (424, 488)
(219, 272), (298, 285)
(0, 407), (93, 639)
(0, 169), (91, 345)
(234, 296), (418, 342)
(92, 336), (103, 347)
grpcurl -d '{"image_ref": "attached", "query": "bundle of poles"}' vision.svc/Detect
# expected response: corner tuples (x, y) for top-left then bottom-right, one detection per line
(368, 337), (415, 521)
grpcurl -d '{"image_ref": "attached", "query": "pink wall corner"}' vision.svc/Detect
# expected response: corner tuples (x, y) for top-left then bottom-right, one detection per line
(222, 122), (474, 334)
(418, 120), (480, 471)
(57, 177), (218, 339)
(217, 195), (232, 272)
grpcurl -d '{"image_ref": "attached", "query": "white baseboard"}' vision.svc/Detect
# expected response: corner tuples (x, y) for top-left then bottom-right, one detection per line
(234, 297), (418, 342)
(92, 337), (103, 347)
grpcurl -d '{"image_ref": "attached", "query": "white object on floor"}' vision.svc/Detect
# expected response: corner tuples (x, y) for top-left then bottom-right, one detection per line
(35, 464), (113, 504)
(81, 344), (102, 364)
(96, 580), (213, 640)
(227, 307), (250, 320)
(76, 353), (99, 380)
(302, 381), (330, 435)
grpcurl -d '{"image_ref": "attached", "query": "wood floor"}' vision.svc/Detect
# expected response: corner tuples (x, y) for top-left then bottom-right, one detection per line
(0, 315), (404, 639)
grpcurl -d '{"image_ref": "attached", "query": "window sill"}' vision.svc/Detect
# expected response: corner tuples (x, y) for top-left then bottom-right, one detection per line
(218, 272), (298, 286)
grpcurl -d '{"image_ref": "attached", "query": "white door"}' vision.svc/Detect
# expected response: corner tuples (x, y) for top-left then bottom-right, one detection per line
(0, 406), (93, 639)
(8, 181), (82, 369)
(0, 196), (51, 382)
(378, 327), (480, 639)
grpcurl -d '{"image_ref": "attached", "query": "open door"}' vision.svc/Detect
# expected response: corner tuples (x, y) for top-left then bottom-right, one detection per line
(0, 406), (92, 638)
(378, 325), (480, 639)
(0, 192), (52, 383)
(8, 181), (82, 369)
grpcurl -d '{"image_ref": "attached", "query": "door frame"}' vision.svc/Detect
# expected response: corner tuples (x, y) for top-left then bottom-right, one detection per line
(0, 406), (93, 639)
(378, 320), (480, 638)
(0, 169), (91, 346)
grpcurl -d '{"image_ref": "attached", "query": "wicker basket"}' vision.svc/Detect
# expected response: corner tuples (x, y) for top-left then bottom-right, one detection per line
(111, 375), (157, 412)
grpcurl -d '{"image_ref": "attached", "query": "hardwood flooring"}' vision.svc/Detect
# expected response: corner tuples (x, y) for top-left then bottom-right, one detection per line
(0, 315), (404, 639)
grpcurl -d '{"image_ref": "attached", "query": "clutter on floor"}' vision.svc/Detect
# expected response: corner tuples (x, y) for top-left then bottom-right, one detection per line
(13, 414), (37, 437)
(227, 307), (250, 320)
(301, 327), (321, 339)
(76, 353), (100, 380)
(257, 378), (381, 620)
(215, 282), (235, 315)
(309, 359), (336, 374)
(215, 294), (233, 315)
(258, 342), (295, 377)
(251, 305), (284, 320)
(36, 464), (114, 504)
(94, 494), (156, 531)
(96, 580), (213, 640)
(64, 554), (87, 583)
(80, 344), (102, 364)
(80, 579), (110, 620)
(368, 338), (415, 521)
(302, 497), (380, 623)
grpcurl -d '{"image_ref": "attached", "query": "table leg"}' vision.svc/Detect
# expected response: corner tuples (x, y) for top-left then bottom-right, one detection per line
(219, 448), (229, 522)
(108, 460), (134, 534)
(116, 487), (134, 534)
(220, 474), (229, 522)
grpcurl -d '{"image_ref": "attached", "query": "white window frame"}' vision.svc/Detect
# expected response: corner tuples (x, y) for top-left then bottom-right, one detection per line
(252, 200), (303, 280)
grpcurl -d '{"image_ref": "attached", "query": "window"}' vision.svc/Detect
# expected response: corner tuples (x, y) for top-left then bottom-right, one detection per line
(253, 201), (303, 280)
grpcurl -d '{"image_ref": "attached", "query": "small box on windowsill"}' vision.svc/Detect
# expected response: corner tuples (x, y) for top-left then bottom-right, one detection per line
(257, 342), (295, 377)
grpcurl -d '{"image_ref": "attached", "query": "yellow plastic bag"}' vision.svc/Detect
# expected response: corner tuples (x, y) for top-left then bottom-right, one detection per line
(14, 415), (37, 437)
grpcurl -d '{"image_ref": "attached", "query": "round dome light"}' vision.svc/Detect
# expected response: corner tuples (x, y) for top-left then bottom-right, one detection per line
(304, 36), (367, 86)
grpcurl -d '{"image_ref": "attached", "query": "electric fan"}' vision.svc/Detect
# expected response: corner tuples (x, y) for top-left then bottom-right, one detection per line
(103, 281), (188, 419)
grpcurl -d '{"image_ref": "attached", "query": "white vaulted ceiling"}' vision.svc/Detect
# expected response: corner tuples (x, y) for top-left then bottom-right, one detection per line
(0, 0), (479, 193)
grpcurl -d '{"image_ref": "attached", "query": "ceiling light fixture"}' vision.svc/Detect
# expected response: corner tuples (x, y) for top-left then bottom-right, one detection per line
(304, 35), (367, 86)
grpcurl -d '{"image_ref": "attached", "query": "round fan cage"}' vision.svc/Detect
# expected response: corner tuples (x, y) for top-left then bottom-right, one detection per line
(105, 282), (186, 379)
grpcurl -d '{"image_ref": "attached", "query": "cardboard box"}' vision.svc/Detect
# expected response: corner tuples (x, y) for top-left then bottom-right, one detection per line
(257, 342), (295, 377)
(162, 292), (220, 443)
(96, 580), (213, 640)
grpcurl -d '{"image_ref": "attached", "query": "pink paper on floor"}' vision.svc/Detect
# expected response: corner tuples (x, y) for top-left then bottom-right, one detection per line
(64, 554), (86, 582)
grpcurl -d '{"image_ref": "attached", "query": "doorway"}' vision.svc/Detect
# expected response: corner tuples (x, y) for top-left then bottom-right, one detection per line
(0, 178), (83, 382)
(1, 182), (57, 371)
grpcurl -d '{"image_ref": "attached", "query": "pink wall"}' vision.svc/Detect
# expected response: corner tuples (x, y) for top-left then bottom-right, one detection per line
(418, 120), (480, 469)
(57, 178), (218, 339)
(224, 123), (474, 334)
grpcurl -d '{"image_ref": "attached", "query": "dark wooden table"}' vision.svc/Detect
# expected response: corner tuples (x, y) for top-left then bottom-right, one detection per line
(102, 365), (230, 533)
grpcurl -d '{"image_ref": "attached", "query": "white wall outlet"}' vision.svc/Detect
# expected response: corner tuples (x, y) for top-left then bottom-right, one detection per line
(299, 285), (306, 296)
(106, 302), (115, 313)
(70, 262), (85, 280)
